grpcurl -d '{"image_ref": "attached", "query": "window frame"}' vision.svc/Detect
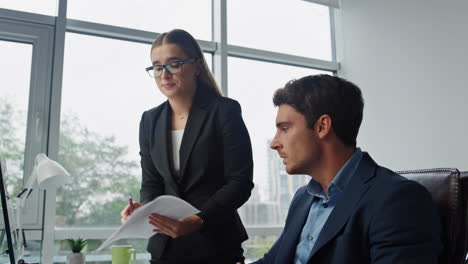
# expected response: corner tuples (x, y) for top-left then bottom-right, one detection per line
(0, 12), (55, 229)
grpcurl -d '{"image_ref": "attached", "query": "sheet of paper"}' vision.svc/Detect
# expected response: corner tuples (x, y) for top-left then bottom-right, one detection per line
(95, 195), (200, 251)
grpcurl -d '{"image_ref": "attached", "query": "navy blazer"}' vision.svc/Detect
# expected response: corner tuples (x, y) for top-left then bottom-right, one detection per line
(139, 86), (254, 262)
(252, 153), (442, 264)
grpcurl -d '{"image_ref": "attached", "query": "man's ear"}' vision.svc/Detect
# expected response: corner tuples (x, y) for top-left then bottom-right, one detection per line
(315, 114), (332, 139)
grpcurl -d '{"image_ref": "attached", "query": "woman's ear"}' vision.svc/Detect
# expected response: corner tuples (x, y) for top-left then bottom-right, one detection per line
(195, 59), (202, 76)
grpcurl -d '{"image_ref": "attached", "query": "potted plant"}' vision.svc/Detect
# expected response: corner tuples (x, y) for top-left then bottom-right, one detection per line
(66, 238), (88, 264)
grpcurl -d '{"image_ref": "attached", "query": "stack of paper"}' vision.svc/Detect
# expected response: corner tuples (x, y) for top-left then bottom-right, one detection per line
(95, 195), (200, 251)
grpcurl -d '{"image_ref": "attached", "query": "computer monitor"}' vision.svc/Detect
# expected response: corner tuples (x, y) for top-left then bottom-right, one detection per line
(0, 158), (17, 264)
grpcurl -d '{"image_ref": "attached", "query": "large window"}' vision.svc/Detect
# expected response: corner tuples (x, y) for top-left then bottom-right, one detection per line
(0, 17), (57, 263)
(229, 58), (330, 261)
(0, 40), (32, 195)
(57, 33), (212, 228)
(228, 0), (332, 60)
(58, 33), (160, 227)
(0, 2), (337, 262)
(0, 1), (57, 16)
(228, 58), (328, 225)
(67, 0), (212, 41)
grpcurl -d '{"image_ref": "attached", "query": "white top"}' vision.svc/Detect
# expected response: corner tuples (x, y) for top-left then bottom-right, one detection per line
(171, 129), (184, 174)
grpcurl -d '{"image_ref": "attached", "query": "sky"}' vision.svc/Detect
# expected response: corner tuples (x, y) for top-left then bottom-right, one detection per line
(0, 0), (331, 200)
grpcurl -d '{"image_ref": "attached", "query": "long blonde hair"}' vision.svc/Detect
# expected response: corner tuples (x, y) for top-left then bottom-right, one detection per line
(151, 29), (222, 96)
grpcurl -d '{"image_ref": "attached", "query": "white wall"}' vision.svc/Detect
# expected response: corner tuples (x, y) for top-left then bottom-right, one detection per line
(335, 0), (468, 171)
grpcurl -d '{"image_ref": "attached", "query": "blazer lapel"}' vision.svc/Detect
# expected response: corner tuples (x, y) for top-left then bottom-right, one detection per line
(178, 88), (211, 182)
(152, 102), (180, 196)
(275, 192), (315, 263)
(308, 153), (377, 259)
(179, 105), (207, 182)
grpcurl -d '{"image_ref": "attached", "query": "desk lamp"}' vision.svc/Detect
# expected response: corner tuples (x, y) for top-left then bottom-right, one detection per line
(16, 153), (70, 260)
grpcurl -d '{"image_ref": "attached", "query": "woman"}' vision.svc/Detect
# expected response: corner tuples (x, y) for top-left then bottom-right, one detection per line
(121, 29), (254, 264)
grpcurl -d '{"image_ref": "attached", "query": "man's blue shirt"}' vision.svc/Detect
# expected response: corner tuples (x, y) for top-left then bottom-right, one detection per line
(294, 148), (363, 264)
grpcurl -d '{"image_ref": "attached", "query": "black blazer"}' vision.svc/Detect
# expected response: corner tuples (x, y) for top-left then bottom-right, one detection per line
(139, 86), (254, 263)
(252, 153), (442, 264)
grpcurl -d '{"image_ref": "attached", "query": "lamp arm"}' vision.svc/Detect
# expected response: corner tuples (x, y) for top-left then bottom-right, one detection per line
(17, 167), (37, 204)
(15, 168), (37, 260)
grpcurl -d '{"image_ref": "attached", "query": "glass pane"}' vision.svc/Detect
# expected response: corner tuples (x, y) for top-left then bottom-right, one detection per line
(0, 0), (57, 16)
(58, 33), (212, 227)
(243, 235), (279, 262)
(0, 40), (32, 196)
(228, 0), (332, 60)
(67, 0), (211, 41)
(51, 236), (276, 263)
(54, 238), (149, 263)
(58, 33), (162, 228)
(229, 57), (329, 226)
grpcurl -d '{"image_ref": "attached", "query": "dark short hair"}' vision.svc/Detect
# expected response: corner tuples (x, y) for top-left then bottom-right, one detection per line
(273, 74), (364, 147)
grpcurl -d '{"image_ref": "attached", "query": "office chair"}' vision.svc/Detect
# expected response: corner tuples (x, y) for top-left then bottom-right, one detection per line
(460, 171), (468, 264)
(398, 168), (467, 264)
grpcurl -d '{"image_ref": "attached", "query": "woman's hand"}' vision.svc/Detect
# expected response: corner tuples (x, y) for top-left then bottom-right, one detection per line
(148, 214), (203, 238)
(120, 202), (143, 224)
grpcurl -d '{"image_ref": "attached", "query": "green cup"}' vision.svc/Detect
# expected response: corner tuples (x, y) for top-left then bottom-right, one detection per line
(111, 245), (136, 264)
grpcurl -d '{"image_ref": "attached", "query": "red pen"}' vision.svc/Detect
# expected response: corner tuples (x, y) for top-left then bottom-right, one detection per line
(128, 194), (135, 212)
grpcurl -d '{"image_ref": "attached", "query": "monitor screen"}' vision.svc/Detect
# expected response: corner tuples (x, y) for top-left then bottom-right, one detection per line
(0, 158), (17, 264)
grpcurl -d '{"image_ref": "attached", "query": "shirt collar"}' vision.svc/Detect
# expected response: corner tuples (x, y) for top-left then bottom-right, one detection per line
(306, 148), (363, 197)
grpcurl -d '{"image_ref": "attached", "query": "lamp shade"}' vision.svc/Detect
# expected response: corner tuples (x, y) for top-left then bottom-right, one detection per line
(35, 153), (71, 189)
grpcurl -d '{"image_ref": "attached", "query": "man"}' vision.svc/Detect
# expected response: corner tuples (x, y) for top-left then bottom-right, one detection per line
(252, 75), (442, 264)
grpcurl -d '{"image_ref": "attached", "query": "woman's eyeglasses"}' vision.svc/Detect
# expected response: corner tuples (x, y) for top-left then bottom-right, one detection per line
(145, 58), (196, 78)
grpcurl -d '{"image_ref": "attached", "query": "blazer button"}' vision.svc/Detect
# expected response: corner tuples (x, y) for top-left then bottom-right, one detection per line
(322, 203), (328, 208)
(307, 235), (313, 240)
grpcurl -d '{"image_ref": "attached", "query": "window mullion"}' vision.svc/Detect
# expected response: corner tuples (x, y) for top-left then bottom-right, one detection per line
(212, 0), (228, 96)
(42, 0), (68, 262)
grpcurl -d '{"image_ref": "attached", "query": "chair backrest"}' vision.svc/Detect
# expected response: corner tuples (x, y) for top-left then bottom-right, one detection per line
(397, 168), (465, 264)
(460, 171), (468, 264)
